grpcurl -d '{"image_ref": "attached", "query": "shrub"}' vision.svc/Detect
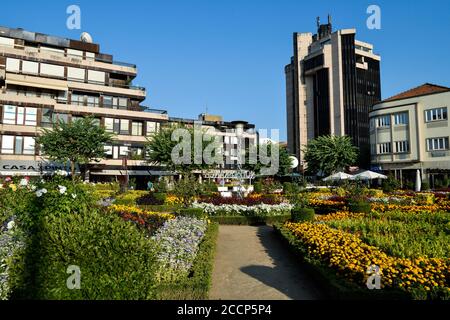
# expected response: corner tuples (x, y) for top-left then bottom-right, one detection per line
(173, 174), (203, 207)
(114, 190), (148, 205)
(153, 180), (168, 193)
(348, 201), (371, 214)
(422, 181), (430, 191)
(178, 208), (207, 219)
(291, 207), (315, 222)
(10, 208), (159, 300)
(136, 192), (167, 205)
(382, 176), (401, 193)
(253, 182), (263, 193)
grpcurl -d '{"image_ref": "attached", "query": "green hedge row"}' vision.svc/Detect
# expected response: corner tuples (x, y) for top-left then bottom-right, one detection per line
(273, 223), (409, 300)
(210, 215), (291, 225)
(155, 222), (219, 300)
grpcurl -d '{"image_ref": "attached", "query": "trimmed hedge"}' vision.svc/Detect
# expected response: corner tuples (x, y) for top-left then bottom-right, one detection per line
(273, 223), (410, 300)
(348, 201), (371, 214)
(291, 207), (315, 222)
(10, 208), (159, 300)
(155, 222), (219, 300)
(210, 215), (291, 225)
(178, 208), (207, 219)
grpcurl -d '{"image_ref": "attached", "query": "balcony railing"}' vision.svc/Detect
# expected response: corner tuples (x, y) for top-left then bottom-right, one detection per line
(5, 69), (145, 92)
(0, 42), (137, 69)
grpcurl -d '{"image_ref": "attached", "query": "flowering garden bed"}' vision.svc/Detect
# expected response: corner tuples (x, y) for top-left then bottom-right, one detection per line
(0, 177), (219, 300)
(275, 208), (450, 300)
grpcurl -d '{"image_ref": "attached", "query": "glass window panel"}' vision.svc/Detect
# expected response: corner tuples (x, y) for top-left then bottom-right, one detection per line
(17, 107), (25, 125)
(6, 58), (20, 72)
(25, 108), (37, 126)
(105, 118), (114, 132)
(15, 136), (23, 154)
(3, 105), (16, 124)
(1, 135), (14, 154)
(119, 146), (129, 156)
(23, 137), (35, 154)
(22, 60), (39, 74)
(103, 96), (113, 108)
(120, 119), (129, 134)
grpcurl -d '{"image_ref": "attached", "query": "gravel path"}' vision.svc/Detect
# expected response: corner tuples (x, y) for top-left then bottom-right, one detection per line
(210, 225), (325, 300)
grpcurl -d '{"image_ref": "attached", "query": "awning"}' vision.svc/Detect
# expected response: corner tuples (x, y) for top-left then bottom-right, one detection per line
(6, 73), (68, 92)
(90, 170), (174, 176)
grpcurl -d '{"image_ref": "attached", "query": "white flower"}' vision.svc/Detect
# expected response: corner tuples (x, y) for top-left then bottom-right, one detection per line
(58, 185), (67, 195)
(7, 221), (15, 230)
(19, 178), (29, 186)
(30, 185), (37, 191)
(54, 170), (68, 177)
(71, 193), (77, 199)
(35, 188), (47, 197)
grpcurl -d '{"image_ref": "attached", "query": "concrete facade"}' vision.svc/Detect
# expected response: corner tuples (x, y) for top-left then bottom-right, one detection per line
(369, 84), (450, 186)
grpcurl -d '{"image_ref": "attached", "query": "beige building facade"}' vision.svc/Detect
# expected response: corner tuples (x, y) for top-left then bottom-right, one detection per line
(0, 26), (168, 186)
(369, 83), (450, 187)
(285, 17), (381, 168)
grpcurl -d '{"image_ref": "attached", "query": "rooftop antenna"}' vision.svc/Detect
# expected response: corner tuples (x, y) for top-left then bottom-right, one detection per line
(328, 14), (332, 25)
(316, 16), (320, 29)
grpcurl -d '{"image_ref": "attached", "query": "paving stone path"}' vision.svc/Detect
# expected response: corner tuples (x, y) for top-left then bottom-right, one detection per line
(210, 225), (325, 300)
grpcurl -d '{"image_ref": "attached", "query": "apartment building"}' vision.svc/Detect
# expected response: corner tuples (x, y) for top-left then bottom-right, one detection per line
(0, 26), (168, 185)
(169, 113), (258, 179)
(285, 16), (381, 168)
(369, 83), (450, 187)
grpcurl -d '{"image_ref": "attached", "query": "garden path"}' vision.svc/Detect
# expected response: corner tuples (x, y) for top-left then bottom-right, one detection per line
(210, 225), (325, 300)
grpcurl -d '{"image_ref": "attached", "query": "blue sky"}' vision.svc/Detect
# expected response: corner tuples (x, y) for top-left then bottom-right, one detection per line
(1, 0), (449, 140)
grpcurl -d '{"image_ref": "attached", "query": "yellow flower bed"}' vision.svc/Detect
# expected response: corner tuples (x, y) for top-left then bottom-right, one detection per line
(284, 222), (449, 293)
(109, 204), (175, 220)
(371, 203), (450, 213)
(316, 211), (365, 222)
(164, 195), (183, 206)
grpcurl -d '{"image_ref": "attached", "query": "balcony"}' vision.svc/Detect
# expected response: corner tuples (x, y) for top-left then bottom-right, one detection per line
(0, 42), (137, 75)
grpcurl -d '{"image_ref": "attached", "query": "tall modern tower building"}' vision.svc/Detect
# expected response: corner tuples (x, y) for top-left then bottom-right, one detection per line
(285, 16), (381, 168)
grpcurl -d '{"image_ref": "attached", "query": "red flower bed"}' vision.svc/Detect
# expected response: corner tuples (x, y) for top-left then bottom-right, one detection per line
(199, 195), (283, 206)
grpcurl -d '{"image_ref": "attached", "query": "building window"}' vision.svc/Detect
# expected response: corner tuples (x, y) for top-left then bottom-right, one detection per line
(146, 121), (160, 135)
(425, 107), (448, 122)
(132, 122), (143, 136)
(120, 119), (129, 135)
(40, 63), (65, 78)
(71, 94), (84, 106)
(376, 115), (390, 128)
(1, 135), (35, 155)
(1, 135), (14, 154)
(2, 105), (37, 126)
(426, 137), (449, 151)
(6, 58), (20, 72)
(394, 112), (408, 125)
(86, 95), (100, 107)
(53, 113), (69, 124)
(104, 145), (129, 159)
(105, 118), (130, 135)
(41, 108), (53, 127)
(394, 141), (409, 153)
(22, 61), (39, 75)
(377, 142), (391, 154)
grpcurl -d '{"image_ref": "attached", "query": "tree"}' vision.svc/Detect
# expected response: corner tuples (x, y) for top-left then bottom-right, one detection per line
(145, 124), (214, 173)
(303, 135), (358, 176)
(36, 117), (114, 179)
(244, 142), (293, 177)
